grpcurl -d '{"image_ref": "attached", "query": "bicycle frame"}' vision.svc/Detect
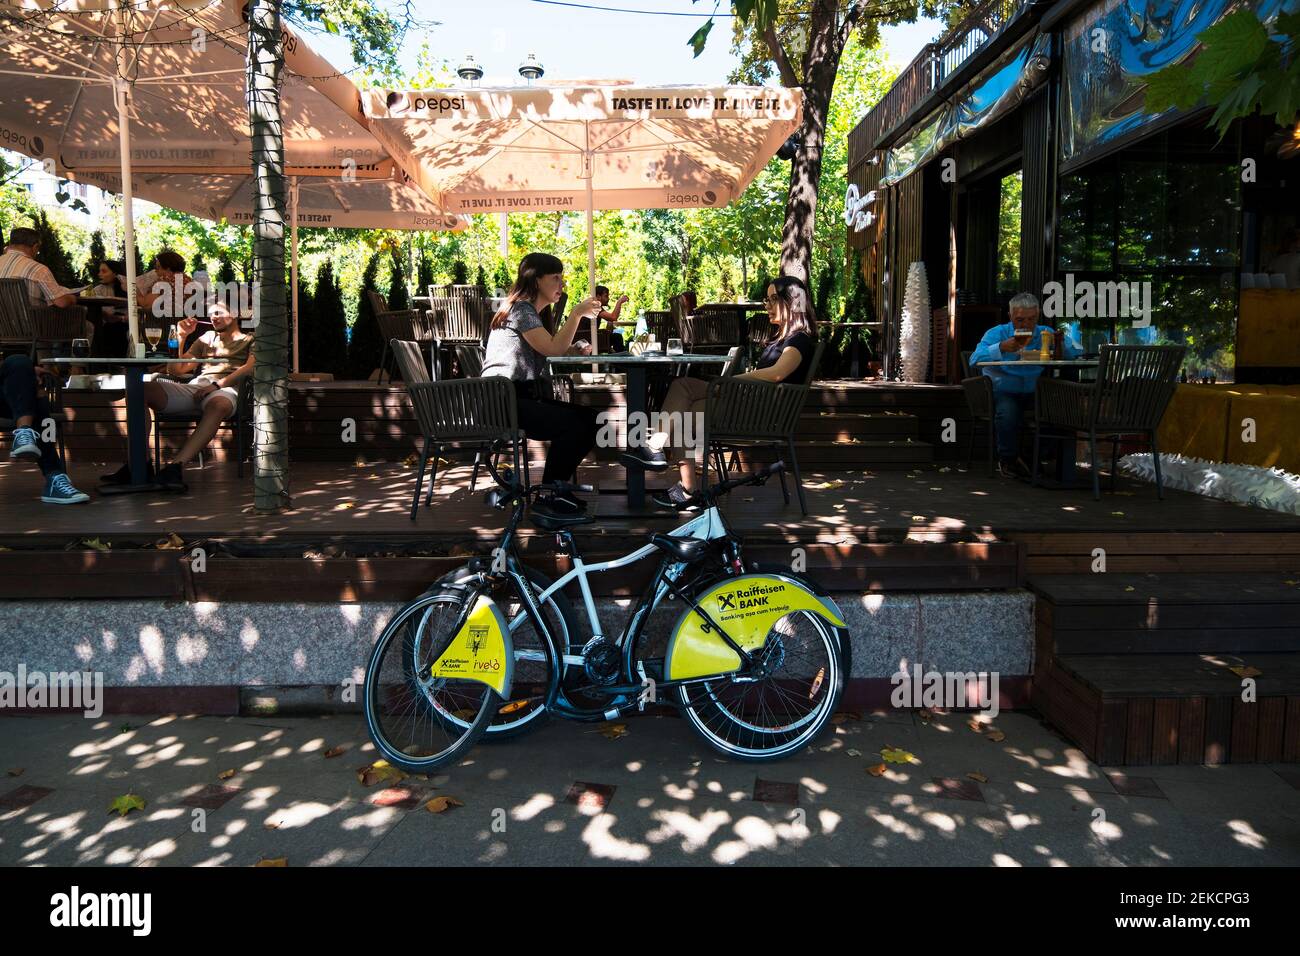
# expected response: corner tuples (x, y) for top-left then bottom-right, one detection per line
(496, 503), (754, 721)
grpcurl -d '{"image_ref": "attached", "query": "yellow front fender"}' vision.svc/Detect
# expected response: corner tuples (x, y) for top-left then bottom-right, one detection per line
(428, 594), (514, 698)
(666, 574), (846, 681)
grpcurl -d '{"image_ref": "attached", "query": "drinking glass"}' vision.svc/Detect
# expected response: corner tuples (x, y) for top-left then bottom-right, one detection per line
(145, 327), (163, 352)
(667, 337), (683, 356)
(71, 338), (90, 359)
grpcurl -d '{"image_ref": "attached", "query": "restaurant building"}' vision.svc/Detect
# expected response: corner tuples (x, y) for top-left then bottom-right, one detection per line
(847, 0), (1300, 385)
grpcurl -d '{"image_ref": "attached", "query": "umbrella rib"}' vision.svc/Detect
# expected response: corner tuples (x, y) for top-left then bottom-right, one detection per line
(640, 117), (737, 194)
(435, 119), (557, 196)
(126, 5), (167, 80)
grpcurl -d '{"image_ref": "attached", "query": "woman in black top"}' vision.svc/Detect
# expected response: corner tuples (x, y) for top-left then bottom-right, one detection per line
(623, 276), (817, 509)
(482, 252), (602, 515)
(90, 259), (132, 358)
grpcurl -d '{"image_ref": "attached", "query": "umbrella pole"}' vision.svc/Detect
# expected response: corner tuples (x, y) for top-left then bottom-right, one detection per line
(113, 73), (140, 351)
(586, 171), (597, 355)
(290, 175), (299, 373)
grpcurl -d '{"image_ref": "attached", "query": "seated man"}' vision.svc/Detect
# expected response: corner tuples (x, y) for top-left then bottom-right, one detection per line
(593, 285), (629, 351)
(969, 291), (1080, 478)
(1, 354), (89, 504)
(0, 227), (77, 310)
(101, 301), (253, 493)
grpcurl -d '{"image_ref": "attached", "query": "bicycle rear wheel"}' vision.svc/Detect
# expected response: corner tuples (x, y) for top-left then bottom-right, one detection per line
(677, 604), (845, 761)
(364, 588), (496, 772)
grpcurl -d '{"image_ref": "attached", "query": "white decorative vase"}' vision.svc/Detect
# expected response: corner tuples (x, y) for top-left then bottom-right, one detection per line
(899, 261), (930, 383)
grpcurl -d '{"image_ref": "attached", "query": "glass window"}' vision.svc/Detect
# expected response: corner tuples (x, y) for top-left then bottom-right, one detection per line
(996, 170), (1022, 295)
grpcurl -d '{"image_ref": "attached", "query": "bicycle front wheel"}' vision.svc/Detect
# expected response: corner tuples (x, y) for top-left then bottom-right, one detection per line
(364, 588), (497, 772)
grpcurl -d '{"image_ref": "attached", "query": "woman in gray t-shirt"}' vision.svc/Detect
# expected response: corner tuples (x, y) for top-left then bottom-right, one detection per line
(482, 252), (603, 515)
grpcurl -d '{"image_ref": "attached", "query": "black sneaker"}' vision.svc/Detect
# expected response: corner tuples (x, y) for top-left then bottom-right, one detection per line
(101, 461), (154, 485)
(652, 482), (700, 512)
(620, 447), (668, 471)
(155, 461), (188, 493)
(553, 490), (588, 513)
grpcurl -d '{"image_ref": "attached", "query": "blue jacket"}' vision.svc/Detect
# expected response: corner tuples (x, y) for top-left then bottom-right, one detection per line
(970, 322), (1081, 394)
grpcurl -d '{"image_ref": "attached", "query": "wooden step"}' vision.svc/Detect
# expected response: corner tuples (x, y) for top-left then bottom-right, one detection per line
(1031, 573), (1300, 655)
(796, 411), (920, 441)
(1034, 652), (1300, 765)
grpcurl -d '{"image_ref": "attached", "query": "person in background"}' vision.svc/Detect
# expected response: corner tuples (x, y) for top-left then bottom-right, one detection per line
(136, 249), (193, 321)
(0, 227), (76, 309)
(482, 252), (601, 517)
(969, 291), (1081, 478)
(1266, 228), (1300, 289)
(100, 301), (253, 493)
(1, 354), (90, 504)
(593, 285), (630, 352)
(90, 259), (131, 358)
(623, 275), (817, 511)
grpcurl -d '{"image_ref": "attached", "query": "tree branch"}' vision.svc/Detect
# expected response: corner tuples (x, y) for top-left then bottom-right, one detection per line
(763, 24), (800, 88)
(839, 0), (869, 49)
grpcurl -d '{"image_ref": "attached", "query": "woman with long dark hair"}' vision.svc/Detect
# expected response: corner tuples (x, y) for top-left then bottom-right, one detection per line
(481, 252), (602, 515)
(623, 275), (818, 510)
(90, 259), (132, 358)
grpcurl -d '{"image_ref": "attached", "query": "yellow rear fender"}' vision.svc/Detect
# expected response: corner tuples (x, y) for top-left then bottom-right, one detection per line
(665, 573), (846, 681)
(428, 594), (514, 699)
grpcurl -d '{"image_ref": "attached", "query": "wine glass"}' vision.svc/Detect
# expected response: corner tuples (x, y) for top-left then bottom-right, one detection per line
(71, 338), (90, 359)
(145, 327), (163, 353)
(667, 337), (683, 356)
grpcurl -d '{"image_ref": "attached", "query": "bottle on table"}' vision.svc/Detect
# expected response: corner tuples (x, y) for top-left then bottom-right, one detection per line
(167, 324), (179, 357)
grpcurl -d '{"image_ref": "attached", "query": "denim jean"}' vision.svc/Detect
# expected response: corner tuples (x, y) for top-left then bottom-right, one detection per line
(0, 354), (65, 476)
(993, 390), (1034, 461)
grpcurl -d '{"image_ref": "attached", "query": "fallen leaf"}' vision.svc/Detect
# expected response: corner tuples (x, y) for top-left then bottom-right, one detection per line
(217, 769), (235, 780)
(1110, 511), (1125, 517)
(425, 795), (465, 814)
(263, 821), (281, 830)
(0, 545), (10, 552)
(1124, 586), (1135, 591)
(594, 722), (628, 740)
(118, 723), (132, 734)
(1229, 665), (1262, 678)
(108, 793), (146, 817)
(255, 857), (287, 867)
(985, 730), (1006, 743)
(83, 537), (111, 552)
(967, 719), (984, 733)
(967, 772), (989, 783)
(154, 532), (185, 550)
(335, 501), (356, 511)
(402, 453), (419, 467)
(6, 768), (23, 777)
(911, 515), (927, 522)
(809, 479), (844, 490)
(323, 746), (346, 759)
(830, 711), (861, 725)
(881, 747), (915, 764)
(846, 748), (862, 757)
(357, 759), (407, 788)
(450, 706), (477, 719)
(866, 763), (887, 776)
(918, 707), (933, 722)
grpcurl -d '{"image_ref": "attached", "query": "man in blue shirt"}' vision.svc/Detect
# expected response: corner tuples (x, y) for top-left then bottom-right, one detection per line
(970, 292), (1080, 477)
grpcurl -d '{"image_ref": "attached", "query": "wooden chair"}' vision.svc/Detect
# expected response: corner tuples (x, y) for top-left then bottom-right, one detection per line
(681, 307), (737, 354)
(0, 278), (89, 359)
(152, 376), (253, 478)
(391, 340), (526, 519)
(0, 363), (68, 464)
(427, 284), (487, 300)
(703, 341), (823, 515)
(1033, 344), (1186, 500)
(643, 310), (673, 345)
(426, 295), (483, 378)
(376, 307), (433, 383)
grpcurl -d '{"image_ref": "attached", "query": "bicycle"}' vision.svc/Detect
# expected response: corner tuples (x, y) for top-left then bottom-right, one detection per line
(362, 460), (852, 771)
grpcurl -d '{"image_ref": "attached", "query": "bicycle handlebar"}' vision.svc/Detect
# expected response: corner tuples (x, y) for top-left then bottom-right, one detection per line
(691, 460), (785, 506)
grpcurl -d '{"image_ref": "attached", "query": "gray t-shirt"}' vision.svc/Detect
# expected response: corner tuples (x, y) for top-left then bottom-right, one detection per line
(481, 300), (548, 381)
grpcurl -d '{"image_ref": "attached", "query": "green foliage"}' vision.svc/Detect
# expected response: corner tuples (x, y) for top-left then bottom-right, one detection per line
(493, 260), (511, 292)
(387, 252), (409, 310)
(216, 256), (237, 285)
(348, 252), (385, 379)
(417, 254), (435, 297)
(303, 261), (349, 376)
(284, 1), (423, 75)
(451, 259), (470, 285)
(475, 264), (489, 291)
(190, 253), (208, 277)
(1143, 9), (1300, 137)
(84, 231), (106, 285)
(32, 209), (79, 287)
(844, 251), (873, 323)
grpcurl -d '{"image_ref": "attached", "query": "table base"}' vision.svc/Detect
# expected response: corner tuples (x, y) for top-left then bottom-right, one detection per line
(98, 481), (162, 496)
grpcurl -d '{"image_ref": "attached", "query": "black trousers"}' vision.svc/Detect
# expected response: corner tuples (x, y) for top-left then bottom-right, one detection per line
(514, 381), (598, 485)
(0, 354), (64, 476)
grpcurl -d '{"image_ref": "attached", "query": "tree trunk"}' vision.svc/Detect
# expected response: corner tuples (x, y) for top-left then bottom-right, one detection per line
(247, 0), (290, 511)
(779, 2), (847, 287)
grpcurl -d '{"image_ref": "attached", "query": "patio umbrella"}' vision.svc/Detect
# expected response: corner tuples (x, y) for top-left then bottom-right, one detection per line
(361, 84), (803, 350)
(72, 168), (467, 369)
(0, 0), (399, 347)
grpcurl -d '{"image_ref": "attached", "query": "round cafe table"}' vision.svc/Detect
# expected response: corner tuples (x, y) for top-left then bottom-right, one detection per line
(44, 356), (233, 494)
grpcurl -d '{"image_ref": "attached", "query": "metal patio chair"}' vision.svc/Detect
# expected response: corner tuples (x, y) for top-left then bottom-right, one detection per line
(153, 375), (253, 478)
(0, 278), (89, 359)
(1033, 343), (1186, 500)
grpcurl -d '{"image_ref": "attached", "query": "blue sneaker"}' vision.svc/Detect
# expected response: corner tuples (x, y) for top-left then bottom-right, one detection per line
(9, 426), (40, 462)
(41, 472), (90, 505)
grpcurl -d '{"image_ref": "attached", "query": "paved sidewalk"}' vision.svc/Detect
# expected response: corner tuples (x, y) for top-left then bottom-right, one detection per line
(2, 709), (1298, 866)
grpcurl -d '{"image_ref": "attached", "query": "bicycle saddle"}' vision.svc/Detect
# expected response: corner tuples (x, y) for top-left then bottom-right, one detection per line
(649, 533), (715, 564)
(529, 507), (595, 531)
